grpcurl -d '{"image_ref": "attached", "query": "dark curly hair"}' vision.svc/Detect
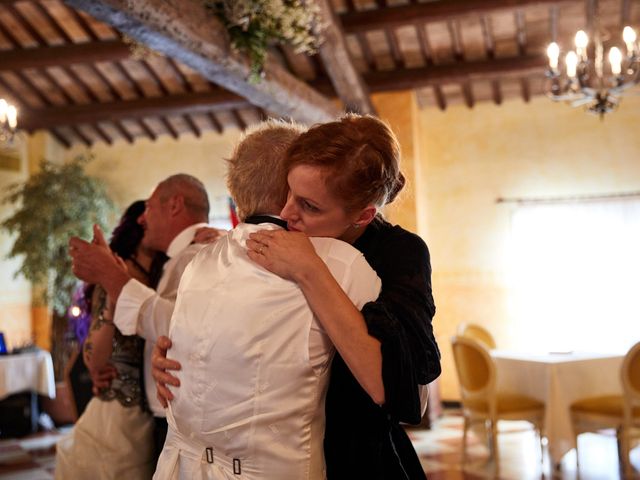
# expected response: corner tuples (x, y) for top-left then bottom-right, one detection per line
(109, 200), (146, 260)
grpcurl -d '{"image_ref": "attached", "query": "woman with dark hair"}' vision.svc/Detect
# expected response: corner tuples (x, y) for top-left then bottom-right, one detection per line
(56, 200), (162, 480)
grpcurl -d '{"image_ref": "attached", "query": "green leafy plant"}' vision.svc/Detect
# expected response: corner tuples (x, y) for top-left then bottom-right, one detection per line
(206, 0), (323, 82)
(1, 155), (116, 315)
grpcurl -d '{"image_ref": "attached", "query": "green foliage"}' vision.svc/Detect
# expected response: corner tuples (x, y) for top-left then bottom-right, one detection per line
(1, 155), (116, 315)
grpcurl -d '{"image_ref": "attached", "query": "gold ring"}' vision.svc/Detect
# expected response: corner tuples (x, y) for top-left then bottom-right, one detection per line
(259, 245), (264, 255)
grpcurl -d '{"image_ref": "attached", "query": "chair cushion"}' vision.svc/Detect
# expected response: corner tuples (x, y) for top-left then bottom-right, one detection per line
(465, 393), (544, 414)
(570, 395), (640, 417)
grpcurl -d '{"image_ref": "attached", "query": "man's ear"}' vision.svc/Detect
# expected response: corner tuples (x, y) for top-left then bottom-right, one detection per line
(167, 195), (185, 217)
(353, 205), (377, 229)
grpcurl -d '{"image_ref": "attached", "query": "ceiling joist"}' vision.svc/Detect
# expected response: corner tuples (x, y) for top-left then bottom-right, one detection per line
(340, 0), (579, 33)
(0, 41), (130, 70)
(19, 90), (250, 131)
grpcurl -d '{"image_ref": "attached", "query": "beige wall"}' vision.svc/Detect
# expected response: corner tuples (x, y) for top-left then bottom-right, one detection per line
(416, 94), (640, 399)
(64, 129), (242, 219)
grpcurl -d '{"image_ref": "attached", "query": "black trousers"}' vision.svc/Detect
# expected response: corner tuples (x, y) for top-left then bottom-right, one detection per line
(152, 416), (169, 467)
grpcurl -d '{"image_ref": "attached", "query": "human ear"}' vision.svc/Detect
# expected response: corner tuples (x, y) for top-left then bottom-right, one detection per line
(352, 205), (377, 229)
(168, 195), (185, 216)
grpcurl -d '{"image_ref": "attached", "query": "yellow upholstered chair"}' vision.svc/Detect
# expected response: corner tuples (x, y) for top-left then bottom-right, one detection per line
(450, 336), (545, 471)
(570, 341), (640, 478)
(456, 323), (497, 350)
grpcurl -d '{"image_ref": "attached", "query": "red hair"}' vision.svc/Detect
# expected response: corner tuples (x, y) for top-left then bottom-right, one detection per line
(284, 114), (405, 212)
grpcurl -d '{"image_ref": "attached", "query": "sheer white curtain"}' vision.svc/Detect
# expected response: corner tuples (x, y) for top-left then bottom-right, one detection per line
(506, 197), (640, 354)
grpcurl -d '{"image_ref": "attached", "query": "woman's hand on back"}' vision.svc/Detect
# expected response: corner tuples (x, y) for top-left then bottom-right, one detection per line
(247, 230), (323, 282)
(152, 335), (181, 408)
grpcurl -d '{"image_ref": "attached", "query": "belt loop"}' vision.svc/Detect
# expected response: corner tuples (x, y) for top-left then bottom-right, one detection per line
(205, 447), (214, 464)
(233, 458), (241, 475)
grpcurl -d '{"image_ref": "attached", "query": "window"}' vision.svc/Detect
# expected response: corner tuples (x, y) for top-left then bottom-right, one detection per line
(506, 197), (640, 354)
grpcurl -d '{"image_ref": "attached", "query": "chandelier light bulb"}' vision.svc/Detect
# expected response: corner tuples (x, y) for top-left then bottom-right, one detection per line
(623, 26), (637, 54)
(609, 46), (623, 75)
(575, 30), (589, 49)
(7, 105), (17, 129)
(0, 99), (7, 124)
(575, 30), (589, 58)
(565, 51), (578, 77)
(547, 42), (560, 69)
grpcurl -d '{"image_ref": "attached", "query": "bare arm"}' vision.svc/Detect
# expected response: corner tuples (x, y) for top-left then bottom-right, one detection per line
(83, 288), (115, 373)
(247, 231), (385, 405)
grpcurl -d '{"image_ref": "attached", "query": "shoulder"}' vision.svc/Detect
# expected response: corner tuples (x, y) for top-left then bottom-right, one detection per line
(311, 237), (379, 283)
(311, 237), (361, 259)
(366, 217), (430, 261)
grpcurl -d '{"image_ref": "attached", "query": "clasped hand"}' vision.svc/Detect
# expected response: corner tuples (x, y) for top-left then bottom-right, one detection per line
(246, 229), (320, 281)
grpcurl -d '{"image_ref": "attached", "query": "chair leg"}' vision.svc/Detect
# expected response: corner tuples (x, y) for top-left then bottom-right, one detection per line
(537, 425), (544, 466)
(575, 433), (580, 475)
(619, 426), (632, 479)
(462, 416), (469, 464)
(490, 420), (499, 474)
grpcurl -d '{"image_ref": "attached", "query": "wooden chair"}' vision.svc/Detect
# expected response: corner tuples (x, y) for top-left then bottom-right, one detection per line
(450, 336), (545, 472)
(570, 341), (640, 478)
(456, 323), (497, 350)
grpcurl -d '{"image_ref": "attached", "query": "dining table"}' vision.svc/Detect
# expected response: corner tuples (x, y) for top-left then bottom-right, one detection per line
(0, 348), (56, 401)
(0, 348), (56, 437)
(490, 350), (625, 467)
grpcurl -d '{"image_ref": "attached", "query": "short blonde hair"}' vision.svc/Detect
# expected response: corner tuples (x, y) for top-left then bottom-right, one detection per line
(226, 119), (306, 221)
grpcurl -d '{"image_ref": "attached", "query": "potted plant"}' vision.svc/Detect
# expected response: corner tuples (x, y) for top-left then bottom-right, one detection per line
(1, 155), (115, 379)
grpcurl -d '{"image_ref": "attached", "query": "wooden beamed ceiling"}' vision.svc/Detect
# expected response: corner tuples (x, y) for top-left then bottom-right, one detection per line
(0, 0), (636, 147)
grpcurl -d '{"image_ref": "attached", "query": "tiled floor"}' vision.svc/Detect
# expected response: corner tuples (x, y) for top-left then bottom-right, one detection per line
(0, 412), (637, 479)
(410, 412), (640, 479)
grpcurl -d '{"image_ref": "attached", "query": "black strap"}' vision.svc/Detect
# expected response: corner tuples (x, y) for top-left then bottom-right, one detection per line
(244, 215), (288, 230)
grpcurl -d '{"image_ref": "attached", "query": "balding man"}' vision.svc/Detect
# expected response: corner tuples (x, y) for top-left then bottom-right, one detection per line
(69, 173), (217, 463)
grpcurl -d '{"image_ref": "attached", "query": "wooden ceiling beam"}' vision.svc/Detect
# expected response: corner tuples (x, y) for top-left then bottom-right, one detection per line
(19, 90), (250, 131)
(63, 0), (339, 123)
(358, 54), (548, 92)
(341, 0), (579, 32)
(0, 41), (131, 70)
(316, 0), (375, 114)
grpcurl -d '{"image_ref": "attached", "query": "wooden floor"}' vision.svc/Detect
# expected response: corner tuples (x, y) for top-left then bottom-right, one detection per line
(0, 410), (638, 479)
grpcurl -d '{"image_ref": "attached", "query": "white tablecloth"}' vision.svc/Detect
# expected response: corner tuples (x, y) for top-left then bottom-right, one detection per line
(491, 350), (624, 465)
(0, 349), (56, 400)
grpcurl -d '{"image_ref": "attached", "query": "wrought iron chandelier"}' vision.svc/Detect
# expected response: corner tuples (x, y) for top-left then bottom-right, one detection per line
(546, 8), (639, 117)
(0, 98), (18, 145)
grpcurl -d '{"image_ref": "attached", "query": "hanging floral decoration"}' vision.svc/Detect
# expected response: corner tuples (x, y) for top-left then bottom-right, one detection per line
(205, 0), (323, 81)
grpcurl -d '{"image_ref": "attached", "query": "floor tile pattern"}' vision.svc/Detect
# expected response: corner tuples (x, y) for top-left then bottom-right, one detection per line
(0, 411), (638, 479)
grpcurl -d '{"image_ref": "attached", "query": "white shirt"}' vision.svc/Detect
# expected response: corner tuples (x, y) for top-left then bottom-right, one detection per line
(154, 221), (381, 480)
(114, 222), (209, 417)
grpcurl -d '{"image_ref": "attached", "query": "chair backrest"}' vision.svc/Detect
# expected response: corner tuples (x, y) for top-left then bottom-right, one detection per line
(621, 341), (640, 410)
(451, 336), (496, 407)
(456, 323), (497, 350)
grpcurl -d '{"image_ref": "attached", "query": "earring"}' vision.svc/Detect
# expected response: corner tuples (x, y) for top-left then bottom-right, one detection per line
(352, 223), (360, 229)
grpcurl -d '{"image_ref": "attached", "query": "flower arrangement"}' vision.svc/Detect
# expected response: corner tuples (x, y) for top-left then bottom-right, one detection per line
(205, 0), (323, 81)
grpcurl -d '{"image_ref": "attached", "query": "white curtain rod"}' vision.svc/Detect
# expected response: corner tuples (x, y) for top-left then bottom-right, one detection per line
(496, 191), (640, 205)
